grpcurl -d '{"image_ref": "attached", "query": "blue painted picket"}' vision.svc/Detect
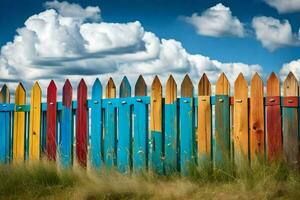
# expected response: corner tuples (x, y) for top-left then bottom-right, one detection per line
(0, 85), (11, 163)
(117, 77), (132, 173)
(60, 80), (73, 167)
(133, 75), (148, 172)
(104, 78), (117, 168)
(90, 78), (103, 169)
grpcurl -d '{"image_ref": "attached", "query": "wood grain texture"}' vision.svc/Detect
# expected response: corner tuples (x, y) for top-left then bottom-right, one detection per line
(13, 83), (26, 161)
(106, 77), (116, 98)
(214, 73), (231, 168)
(233, 73), (249, 168)
(266, 72), (282, 161)
(216, 72), (230, 95)
(165, 75), (178, 173)
(165, 75), (177, 104)
(0, 85), (11, 163)
(198, 73), (212, 164)
(283, 72), (299, 169)
(150, 76), (163, 174)
(250, 73), (264, 164)
(133, 75), (148, 172)
(60, 79), (73, 167)
(118, 76), (132, 173)
(29, 82), (42, 161)
(180, 74), (195, 175)
(76, 79), (88, 167)
(46, 80), (57, 161)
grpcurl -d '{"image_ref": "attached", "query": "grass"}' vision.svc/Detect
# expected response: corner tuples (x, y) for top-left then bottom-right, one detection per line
(0, 161), (300, 200)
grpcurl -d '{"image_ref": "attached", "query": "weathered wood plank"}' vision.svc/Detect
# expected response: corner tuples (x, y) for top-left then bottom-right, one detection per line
(266, 72), (282, 161)
(283, 72), (299, 169)
(117, 76), (132, 173)
(150, 76), (163, 174)
(165, 75), (178, 173)
(133, 75), (148, 172)
(104, 78), (117, 167)
(250, 73), (264, 165)
(13, 83), (26, 162)
(29, 82), (42, 161)
(214, 73), (231, 168)
(60, 79), (73, 167)
(76, 79), (88, 167)
(198, 73), (212, 165)
(90, 78), (102, 168)
(234, 73), (249, 168)
(180, 74), (195, 175)
(46, 80), (57, 161)
(0, 85), (11, 163)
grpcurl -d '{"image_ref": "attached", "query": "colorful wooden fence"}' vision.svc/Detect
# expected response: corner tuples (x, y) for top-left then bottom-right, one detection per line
(0, 72), (300, 174)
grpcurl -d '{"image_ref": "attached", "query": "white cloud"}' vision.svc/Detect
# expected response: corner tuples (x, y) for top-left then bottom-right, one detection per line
(184, 3), (244, 37)
(0, 1), (261, 96)
(264, 0), (300, 13)
(252, 16), (300, 51)
(280, 59), (300, 80)
(45, 0), (101, 22)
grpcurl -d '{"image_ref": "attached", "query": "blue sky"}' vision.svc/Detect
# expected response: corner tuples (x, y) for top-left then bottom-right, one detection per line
(0, 0), (299, 89)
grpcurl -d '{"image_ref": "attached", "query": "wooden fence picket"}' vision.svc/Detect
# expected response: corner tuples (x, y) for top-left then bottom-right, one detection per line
(234, 73), (249, 168)
(250, 73), (265, 165)
(46, 80), (57, 161)
(76, 79), (88, 167)
(165, 75), (178, 173)
(133, 75), (148, 172)
(198, 73), (212, 165)
(13, 83), (26, 161)
(283, 72), (299, 169)
(214, 73), (231, 168)
(150, 76), (163, 174)
(104, 78), (116, 167)
(0, 85), (11, 163)
(60, 79), (73, 167)
(266, 72), (282, 161)
(180, 75), (195, 175)
(117, 76), (132, 173)
(29, 82), (41, 161)
(90, 78), (102, 168)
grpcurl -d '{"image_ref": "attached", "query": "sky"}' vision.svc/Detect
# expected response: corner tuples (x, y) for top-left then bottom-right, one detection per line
(0, 0), (300, 94)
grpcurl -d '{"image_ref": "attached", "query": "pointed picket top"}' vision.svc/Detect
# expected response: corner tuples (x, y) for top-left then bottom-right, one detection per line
(92, 78), (102, 95)
(234, 73), (248, 88)
(250, 72), (263, 96)
(106, 77), (116, 98)
(15, 83), (26, 104)
(283, 72), (299, 96)
(135, 75), (147, 96)
(166, 75), (177, 104)
(150, 75), (162, 132)
(63, 79), (73, 107)
(216, 72), (230, 95)
(267, 72), (280, 96)
(119, 76), (131, 98)
(198, 73), (211, 96)
(47, 80), (57, 95)
(181, 74), (193, 98)
(0, 84), (10, 103)
(31, 82), (41, 97)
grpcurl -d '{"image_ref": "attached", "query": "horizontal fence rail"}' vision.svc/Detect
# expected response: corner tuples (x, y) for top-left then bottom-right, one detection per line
(0, 72), (300, 174)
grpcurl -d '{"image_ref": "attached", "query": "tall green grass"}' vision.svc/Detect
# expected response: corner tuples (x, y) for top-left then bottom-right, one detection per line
(0, 161), (300, 199)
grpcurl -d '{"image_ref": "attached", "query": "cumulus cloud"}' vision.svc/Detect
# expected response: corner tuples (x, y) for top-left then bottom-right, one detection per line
(0, 1), (261, 96)
(264, 0), (300, 13)
(252, 16), (300, 51)
(280, 59), (300, 81)
(183, 3), (244, 37)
